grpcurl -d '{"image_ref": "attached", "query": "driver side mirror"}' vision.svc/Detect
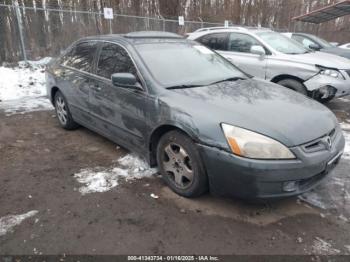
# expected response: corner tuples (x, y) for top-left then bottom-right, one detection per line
(308, 43), (320, 51)
(250, 45), (266, 57)
(111, 73), (142, 90)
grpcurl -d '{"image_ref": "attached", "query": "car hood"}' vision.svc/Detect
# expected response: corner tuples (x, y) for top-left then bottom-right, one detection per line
(283, 51), (350, 69)
(321, 47), (350, 60)
(163, 79), (337, 148)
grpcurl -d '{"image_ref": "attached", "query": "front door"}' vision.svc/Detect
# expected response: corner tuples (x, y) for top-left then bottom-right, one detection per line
(89, 42), (152, 152)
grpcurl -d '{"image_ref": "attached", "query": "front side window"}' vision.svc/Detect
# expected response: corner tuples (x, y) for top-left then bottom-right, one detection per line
(257, 31), (308, 55)
(198, 33), (228, 51)
(135, 42), (247, 87)
(228, 33), (262, 53)
(97, 43), (137, 79)
(310, 35), (333, 48)
(64, 42), (98, 72)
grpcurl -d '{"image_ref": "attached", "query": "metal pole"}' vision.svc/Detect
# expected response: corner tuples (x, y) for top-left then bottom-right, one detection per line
(109, 19), (112, 34)
(13, 0), (27, 63)
(160, 15), (165, 31)
(198, 17), (204, 28)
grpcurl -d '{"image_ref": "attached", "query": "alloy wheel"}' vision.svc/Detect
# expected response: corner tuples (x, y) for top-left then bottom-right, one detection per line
(55, 96), (68, 125)
(162, 143), (194, 189)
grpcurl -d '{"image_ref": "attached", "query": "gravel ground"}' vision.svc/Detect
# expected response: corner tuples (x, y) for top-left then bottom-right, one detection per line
(0, 97), (350, 255)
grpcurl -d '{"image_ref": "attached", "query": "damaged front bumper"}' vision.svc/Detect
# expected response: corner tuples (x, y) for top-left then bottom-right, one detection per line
(197, 127), (345, 199)
(304, 70), (350, 99)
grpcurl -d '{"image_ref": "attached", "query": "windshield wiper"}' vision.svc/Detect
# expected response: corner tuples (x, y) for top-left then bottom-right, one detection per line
(166, 84), (205, 90)
(209, 77), (246, 85)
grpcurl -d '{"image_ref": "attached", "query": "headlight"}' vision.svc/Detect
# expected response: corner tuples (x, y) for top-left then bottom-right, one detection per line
(221, 123), (295, 159)
(318, 67), (344, 79)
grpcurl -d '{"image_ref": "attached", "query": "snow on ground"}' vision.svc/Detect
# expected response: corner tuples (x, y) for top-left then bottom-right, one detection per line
(74, 154), (157, 195)
(343, 131), (350, 160)
(0, 58), (53, 115)
(311, 237), (341, 255)
(0, 210), (38, 237)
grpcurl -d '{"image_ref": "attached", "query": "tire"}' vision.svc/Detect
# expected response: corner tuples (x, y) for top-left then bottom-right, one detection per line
(156, 130), (208, 198)
(54, 90), (79, 130)
(277, 79), (307, 96)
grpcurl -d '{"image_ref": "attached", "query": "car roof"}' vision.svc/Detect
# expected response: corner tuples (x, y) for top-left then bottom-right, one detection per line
(292, 32), (314, 37)
(193, 26), (272, 33)
(187, 26), (272, 39)
(78, 31), (185, 45)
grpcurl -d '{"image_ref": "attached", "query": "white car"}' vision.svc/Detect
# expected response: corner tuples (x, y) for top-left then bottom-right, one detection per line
(188, 27), (350, 102)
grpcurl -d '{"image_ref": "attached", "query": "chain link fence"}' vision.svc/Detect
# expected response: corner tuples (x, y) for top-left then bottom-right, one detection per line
(0, 2), (224, 63)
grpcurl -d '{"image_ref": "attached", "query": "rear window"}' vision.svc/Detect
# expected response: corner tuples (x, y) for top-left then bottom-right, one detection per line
(63, 41), (98, 72)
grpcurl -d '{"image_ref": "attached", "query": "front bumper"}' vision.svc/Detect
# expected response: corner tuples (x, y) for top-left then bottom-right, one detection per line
(304, 71), (350, 98)
(197, 128), (345, 199)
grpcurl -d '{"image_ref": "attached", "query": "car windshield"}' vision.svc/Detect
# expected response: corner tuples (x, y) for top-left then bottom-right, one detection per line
(135, 42), (247, 87)
(310, 35), (333, 48)
(257, 31), (308, 54)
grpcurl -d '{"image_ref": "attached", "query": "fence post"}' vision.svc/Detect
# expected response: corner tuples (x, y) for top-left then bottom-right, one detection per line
(160, 15), (165, 31)
(198, 17), (204, 28)
(13, 0), (27, 63)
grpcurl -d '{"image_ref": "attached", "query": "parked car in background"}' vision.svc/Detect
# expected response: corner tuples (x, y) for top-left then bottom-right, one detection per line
(283, 32), (350, 60)
(188, 27), (350, 102)
(340, 43), (350, 49)
(46, 32), (345, 199)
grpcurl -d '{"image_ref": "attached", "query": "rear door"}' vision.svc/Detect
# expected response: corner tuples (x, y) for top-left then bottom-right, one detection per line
(89, 42), (152, 152)
(219, 32), (268, 79)
(59, 41), (98, 123)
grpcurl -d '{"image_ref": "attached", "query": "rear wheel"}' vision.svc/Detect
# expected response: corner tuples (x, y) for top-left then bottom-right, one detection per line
(277, 79), (307, 96)
(54, 90), (79, 130)
(156, 130), (208, 198)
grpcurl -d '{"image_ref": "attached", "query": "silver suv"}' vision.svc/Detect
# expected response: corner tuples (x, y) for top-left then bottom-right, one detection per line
(188, 27), (350, 102)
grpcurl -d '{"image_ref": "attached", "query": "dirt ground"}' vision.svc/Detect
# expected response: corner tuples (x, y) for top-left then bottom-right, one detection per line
(0, 97), (350, 256)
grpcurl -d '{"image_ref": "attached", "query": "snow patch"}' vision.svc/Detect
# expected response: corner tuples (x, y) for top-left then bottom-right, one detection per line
(311, 237), (340, 255)
(343, 131), (350, 160)
(299, 192), (327, 210)
(74, 154), (157, 195)
(340, 122), (350, 131)
(0, 210), (38, 237)
(0, 58), (53, 114)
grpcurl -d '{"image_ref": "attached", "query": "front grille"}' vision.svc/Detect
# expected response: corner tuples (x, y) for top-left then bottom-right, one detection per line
(302, 128), (337, 153)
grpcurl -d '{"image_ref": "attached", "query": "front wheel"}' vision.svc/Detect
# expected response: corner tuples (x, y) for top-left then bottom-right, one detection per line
(156, 130), (208, 198)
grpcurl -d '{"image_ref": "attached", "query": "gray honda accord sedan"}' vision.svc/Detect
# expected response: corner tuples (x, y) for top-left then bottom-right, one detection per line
(46, 31), (345, 199)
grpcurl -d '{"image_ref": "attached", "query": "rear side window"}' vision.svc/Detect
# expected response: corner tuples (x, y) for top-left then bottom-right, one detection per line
(63, 41), (98, 72)
(198, 33), (228, 51)
(228, 33), (261, 53)
(96, 43), (137, 79)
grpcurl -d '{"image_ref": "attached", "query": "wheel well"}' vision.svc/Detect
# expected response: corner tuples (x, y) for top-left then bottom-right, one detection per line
(271, 74), (304, 84)
(51, 86), (59, 104)
(148, 125), (191, 167)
